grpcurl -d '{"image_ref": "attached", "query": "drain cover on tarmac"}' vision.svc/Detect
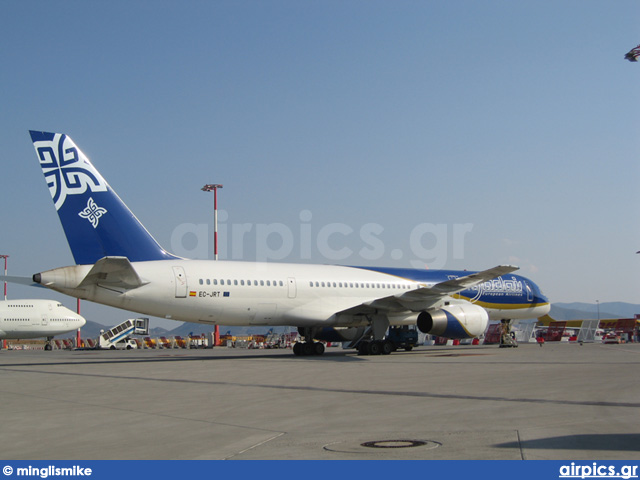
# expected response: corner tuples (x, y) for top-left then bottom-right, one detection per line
(324, 439), (441, 454)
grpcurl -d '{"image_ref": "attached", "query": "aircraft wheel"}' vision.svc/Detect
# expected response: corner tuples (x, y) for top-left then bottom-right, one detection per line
(301, 342), (314, 356)
(293, 343), (302, 356)
(369, 341), (381, 355)
(44, 343), (52, 351)
(381, 340), (393, 355)
(313, 342), (325, 355)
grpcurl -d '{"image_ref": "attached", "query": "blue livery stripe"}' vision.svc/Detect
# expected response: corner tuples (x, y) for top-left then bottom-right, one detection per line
(349, 265), (548, 308)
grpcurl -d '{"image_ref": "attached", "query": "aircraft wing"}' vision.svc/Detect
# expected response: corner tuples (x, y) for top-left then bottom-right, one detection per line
(78, 256), (147, 291)
(337, 265), (519, 316)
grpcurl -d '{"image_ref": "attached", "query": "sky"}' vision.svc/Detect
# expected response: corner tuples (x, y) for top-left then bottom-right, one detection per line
(1, 1), (639, 328)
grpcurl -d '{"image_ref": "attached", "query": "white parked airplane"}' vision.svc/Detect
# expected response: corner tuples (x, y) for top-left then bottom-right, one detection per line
(0, 299), (86, 350)
(19, 131), (549, 356)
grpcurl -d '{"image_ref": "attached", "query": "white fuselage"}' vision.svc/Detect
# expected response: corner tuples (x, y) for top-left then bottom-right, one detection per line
(39, 259), (550, 328)
(0, 299), (86, 339)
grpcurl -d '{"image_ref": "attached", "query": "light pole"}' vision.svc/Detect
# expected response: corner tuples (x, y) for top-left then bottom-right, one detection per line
(201, 184), (223, 348)
(201, 184), (223, 260)
(0, 255), (8, 301)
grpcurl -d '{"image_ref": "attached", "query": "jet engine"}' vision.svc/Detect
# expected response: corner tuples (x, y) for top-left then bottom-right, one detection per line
(417, 304), (489, 339)
(311, 326), (366, 343)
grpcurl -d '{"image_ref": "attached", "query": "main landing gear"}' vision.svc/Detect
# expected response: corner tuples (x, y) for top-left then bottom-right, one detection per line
(354, 314), (391, 356)
(499, 319), (518, 348)
(44, 336), (54, 351)
(357, 340), (394, 356)
(293, 327), (326, 356)
(293, 341), (325, 356)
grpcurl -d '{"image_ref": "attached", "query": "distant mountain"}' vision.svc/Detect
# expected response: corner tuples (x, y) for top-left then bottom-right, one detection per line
(163, 322), (291, 338)
(550, 302), (639, 321)
(55, 319), (105, 340)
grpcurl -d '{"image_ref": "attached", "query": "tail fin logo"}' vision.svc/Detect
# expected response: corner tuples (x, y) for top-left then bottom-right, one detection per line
(78, 197), (108, 228)
(33, 133), (108, 210)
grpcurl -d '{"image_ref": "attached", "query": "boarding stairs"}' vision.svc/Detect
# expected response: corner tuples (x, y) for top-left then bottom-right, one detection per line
(98, 318), (150, 349)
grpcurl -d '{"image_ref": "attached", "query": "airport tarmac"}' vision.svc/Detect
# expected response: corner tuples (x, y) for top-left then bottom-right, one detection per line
(0, 342), (638, 460)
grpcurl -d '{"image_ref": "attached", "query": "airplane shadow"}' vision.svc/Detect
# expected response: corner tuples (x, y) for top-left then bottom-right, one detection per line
(496, 433), (640, 452)
(0, 348), (366, 368)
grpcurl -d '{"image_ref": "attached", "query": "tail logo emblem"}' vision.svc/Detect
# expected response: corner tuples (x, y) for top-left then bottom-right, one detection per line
(34, 134), (108, 210)
(78, 197), (107, 228)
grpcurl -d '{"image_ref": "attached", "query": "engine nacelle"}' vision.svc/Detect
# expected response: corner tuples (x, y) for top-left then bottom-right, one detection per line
(417, 304), (489, 339)
(310, 327), (366, 343)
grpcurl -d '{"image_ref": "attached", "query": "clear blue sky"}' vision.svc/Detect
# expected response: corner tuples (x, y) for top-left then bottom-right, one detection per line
(1, 1), (638, 327)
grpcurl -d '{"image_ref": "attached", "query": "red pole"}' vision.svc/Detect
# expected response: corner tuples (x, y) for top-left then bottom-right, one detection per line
(201, 185), (222, 346)
(1, 255), (8, 301)
(76, 299), (82, 347)
(213, 188), (219, 345)
(214, 186), (218, 260)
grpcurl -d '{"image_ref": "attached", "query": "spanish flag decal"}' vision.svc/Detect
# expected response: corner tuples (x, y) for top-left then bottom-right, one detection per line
(189, 291), (197, 297)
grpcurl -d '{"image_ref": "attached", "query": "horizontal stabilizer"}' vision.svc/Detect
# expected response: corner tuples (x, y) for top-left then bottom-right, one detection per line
(78, 257), (147, 290)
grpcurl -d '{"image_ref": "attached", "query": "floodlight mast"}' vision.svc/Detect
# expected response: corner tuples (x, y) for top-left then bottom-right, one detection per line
(0, 255), (8, 301)
(201, 184), (223, 260)
(201, 184), (223, 348)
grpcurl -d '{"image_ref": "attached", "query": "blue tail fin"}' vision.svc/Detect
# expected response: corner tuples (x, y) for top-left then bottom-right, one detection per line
(29, 131), (178, 265)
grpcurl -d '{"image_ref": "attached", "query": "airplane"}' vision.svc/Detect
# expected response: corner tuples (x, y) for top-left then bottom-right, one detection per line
(0, 299), (86, 350)
(16, 130), (549, 356)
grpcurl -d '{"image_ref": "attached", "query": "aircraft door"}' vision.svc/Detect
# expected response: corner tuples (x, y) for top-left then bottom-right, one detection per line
(172, 266), (188, 298)
(287, 277), (297, 299)
(41, 314), (48, 326)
